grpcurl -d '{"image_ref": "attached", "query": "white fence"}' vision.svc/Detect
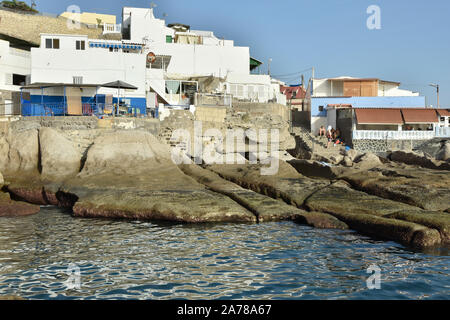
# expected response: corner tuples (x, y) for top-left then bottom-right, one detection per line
(103, 23), (122, 34)
(352, 129), (448, 140)
(9, 47), (31, 58)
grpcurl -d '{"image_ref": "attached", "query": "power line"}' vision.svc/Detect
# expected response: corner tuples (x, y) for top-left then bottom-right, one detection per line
(271, 67), (313, 78)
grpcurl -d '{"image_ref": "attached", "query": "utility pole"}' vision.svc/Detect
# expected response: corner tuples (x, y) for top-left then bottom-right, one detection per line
(429, 83), (439, 108)
(268, 58), (272, 77)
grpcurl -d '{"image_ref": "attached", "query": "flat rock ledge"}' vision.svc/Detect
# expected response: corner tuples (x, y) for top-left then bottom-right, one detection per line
(1, 127), (449, 250)
(0, 192), (40, 217)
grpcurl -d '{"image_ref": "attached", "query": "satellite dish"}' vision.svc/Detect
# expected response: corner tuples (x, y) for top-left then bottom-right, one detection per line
(147, 52), (156, 64)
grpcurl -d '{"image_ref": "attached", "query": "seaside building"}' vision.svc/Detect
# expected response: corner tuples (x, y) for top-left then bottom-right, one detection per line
(122, 7), (286, 109)
(21, 33), (147, 116)
(1, 5), (287, 117)
(59, 11), (117, 26)
(308, 76), (450, 144)
(0, 39), (31, 116)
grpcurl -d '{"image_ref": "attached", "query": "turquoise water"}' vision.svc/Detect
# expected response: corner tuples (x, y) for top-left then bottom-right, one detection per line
(0, 207), (448, 300)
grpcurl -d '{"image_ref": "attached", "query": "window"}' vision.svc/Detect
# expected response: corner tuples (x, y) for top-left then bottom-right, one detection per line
(45, 38), (60, 49)
(319, 105), (324, 112)
(76, 40), (85, 50)
(73, 76), (83, 85)
(12, 74), (26, 86)
(166, 35), (173, 43)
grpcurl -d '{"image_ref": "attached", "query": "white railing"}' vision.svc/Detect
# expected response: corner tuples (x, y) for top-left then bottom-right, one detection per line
(103, 23), (122, 34)
(436, 127), (450, 138)
(353, 130), (437, 140)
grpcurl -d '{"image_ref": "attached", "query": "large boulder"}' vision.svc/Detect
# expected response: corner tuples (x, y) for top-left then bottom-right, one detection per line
(343, 166), (450, 212)
(0, 191), (40, 217)
(179, 163), (345, 228)
(353, 152), (382, 170)
(2, 129), (39, 175)
(436, 141), (450, 161)
(39, 127), (82, 181)
(390, 150), (450, 170)
(60, 130), (256, 223)
(207, 161), (330, 208)
(344, 149), (360, 161)
(0, 135), (8, 173)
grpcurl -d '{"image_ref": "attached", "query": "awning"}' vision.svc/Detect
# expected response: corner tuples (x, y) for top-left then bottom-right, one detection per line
(436, 109), (450, 117)
(355, 109), (403, 125)
(89, 42), (143, 50)
(401, 109), (439, 123)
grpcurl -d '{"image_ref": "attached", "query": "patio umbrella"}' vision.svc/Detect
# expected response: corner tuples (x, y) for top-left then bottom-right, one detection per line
(101, 81), (138, 116)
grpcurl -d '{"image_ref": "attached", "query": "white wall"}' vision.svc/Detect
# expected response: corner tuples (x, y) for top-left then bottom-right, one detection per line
(149, 42), (250, 78)
(311, 116), (327, 136)
(31, 35), (146, 97)
(0, 39), (31, 92)
(378, 82), (419, 96)
(124, 7), (174, 44)
(314, 78), (419, 97)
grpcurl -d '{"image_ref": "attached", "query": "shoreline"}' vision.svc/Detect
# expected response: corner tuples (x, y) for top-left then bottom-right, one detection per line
(0, 116), (449, 251)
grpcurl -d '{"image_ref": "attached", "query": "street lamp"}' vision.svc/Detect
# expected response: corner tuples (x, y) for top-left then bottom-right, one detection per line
(268, 58), (272, 77)
(429, 83), (439, 108)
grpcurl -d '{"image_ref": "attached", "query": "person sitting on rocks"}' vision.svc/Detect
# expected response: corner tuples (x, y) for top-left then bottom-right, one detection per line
(319, 126), (326, 137)
(326, 126), (334, 148)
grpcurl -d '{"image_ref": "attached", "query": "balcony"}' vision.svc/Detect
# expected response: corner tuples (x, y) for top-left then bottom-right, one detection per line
(102, 23), (122, 35)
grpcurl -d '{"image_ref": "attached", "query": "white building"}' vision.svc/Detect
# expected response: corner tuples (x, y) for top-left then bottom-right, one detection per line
(0, 39), (31, 114)
(26, 33), (147, 114)
(123, 7), (284, 107)
(312, 76), (419, 98)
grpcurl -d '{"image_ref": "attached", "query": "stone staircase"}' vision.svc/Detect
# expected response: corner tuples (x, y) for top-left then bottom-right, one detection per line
(291, 126), (346, 161)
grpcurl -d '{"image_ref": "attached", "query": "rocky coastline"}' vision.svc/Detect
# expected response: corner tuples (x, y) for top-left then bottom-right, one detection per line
(0, 115), (449, 250)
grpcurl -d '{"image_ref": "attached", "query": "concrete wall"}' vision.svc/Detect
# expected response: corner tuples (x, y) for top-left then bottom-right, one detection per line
(195, 106), (227, 123)
(353, 139), (430, 154)
(150, 42), (250, 78)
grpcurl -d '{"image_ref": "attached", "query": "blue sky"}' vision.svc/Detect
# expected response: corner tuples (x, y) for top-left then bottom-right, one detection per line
(34, 0), (450, 107)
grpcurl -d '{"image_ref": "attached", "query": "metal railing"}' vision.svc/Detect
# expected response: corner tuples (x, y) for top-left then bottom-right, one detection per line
(196, 93), (232, 108)
(103, 23), (122, 34)
(436, 127), (450, 138)
(352, 130), (442, 140)
(21, 102), (144, 118)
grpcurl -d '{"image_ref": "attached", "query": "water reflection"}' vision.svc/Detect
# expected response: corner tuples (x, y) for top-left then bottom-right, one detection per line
(0, 207), (448, 300)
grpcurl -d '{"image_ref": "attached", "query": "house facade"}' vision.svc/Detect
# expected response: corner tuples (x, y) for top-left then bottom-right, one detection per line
(123, 7), (284, 108)
(310, 77), (424, 135)
(0, 39), (31, 115)
(23, 34), (147, 115)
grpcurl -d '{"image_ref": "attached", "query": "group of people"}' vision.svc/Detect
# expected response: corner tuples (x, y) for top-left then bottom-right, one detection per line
(318, 125), (345, 148)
